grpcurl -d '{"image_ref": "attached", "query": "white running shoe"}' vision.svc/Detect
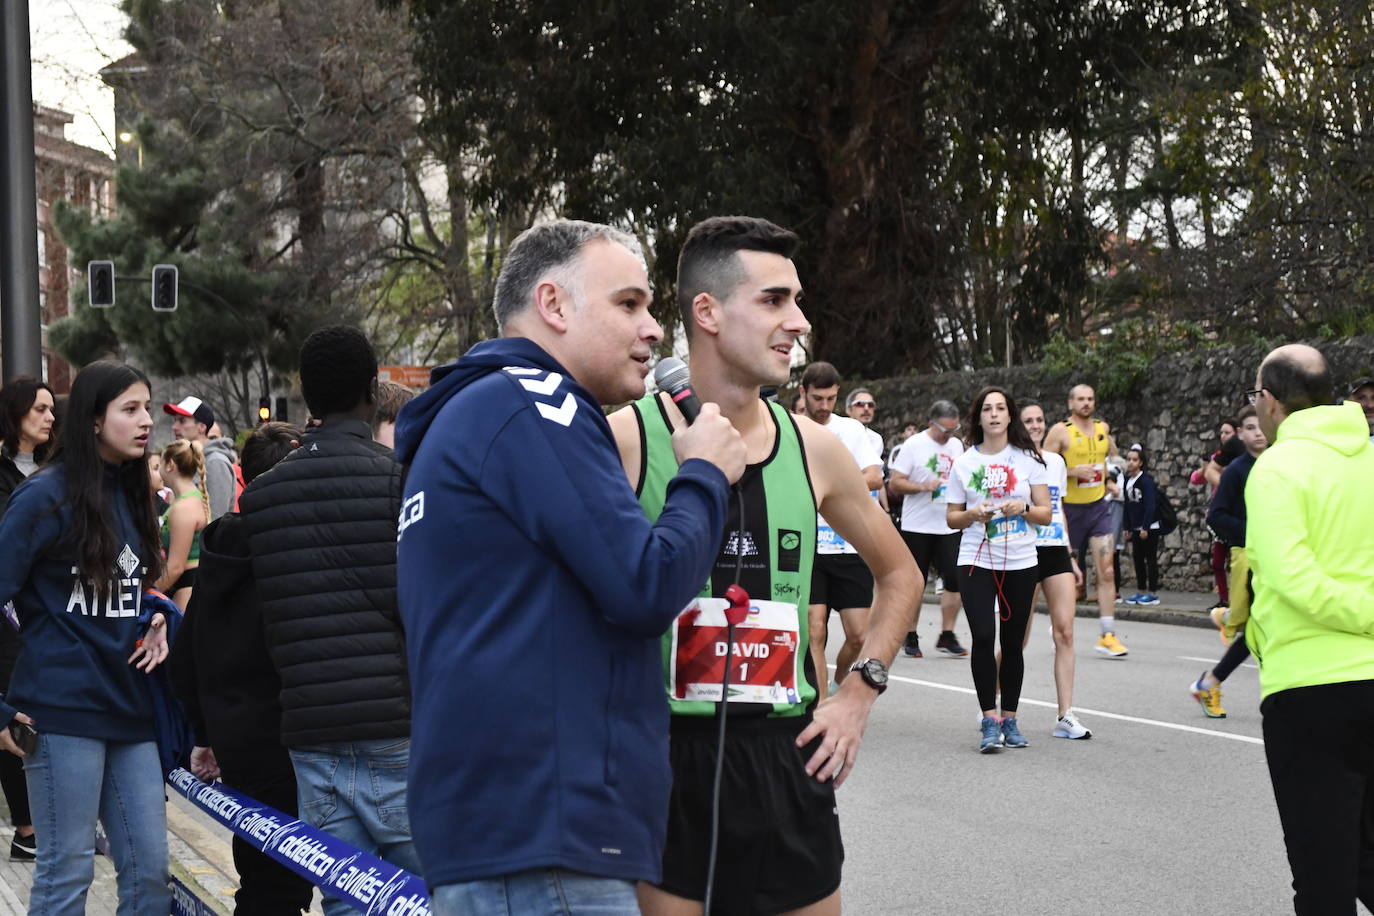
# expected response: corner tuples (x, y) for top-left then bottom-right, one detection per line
(1053, 709), (1093, 739)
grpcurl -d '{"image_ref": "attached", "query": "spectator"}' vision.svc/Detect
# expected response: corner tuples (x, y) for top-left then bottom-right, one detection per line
(373, 380), (415, 448)
(238, 327), (418, 915)
(169, 421), (312, 916)
(1349, 376), (1374, 439)
(0, 376), (55, 861)
(1122, 444), (1162, 605)
(0, 361), (171, 912)
(155, 440), (209, 610)
(396, 219), (742, 913)
(1192, 417), (1239, 610)
(1245, 343), (1374, 913)
(163, 395), (237, 519)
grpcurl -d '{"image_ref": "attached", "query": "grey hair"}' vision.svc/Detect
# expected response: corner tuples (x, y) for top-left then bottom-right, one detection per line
(845, 388), (873, 409)
(929, 399), (960, 422)
(492, 219), (645, 330)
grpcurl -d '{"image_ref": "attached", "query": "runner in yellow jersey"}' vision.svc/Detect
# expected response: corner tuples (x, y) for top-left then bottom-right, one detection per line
(1042, 384), (1129, 657)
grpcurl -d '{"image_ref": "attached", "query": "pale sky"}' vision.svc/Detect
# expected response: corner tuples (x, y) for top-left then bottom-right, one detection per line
(29, 0), (131, 153)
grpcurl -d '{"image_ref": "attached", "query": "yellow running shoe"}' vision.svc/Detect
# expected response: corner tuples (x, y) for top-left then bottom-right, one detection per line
(1190, 675), (1227, 718)
(1095, 631), (1128, 658)
(1209, 605), (1232, 646)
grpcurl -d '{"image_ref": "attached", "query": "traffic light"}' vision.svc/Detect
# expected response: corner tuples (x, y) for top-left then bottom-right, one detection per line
(151, 264), (178, 312)
(88, 261), (115, 308)
(258, 396), (271, 424)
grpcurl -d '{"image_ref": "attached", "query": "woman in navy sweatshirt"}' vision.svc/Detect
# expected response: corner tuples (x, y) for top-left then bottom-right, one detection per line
(0, 362), (172, 914)
(1122, 444), (1162, 605)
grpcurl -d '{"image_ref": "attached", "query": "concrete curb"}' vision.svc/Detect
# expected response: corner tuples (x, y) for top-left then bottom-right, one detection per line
(1060, 603), (1217, 629)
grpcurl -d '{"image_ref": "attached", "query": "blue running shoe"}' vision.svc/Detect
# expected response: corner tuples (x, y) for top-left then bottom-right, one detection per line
(1001, 716), (1029, 748)
(1139, 593), (1161, 606)
(979, 716), (1002, 753)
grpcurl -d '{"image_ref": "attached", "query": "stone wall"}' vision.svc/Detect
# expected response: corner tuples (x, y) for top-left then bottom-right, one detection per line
(852, 335), (1374, 591)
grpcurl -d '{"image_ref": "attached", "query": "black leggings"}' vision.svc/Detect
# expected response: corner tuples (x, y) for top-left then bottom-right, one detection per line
(1132, 533), (1159, 592)
(959, 565), (1039, 713)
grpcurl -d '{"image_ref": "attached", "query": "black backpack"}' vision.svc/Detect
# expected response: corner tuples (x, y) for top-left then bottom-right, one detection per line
(1155, 486), (1178, 536)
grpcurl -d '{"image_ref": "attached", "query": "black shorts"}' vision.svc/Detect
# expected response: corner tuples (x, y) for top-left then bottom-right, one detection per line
(659, 715), (844, 916)
(809, 553), (873, 610)
(1036, 545), (1073, 582)
(170, 567), (197, 593)
(899, 530), (961, 593)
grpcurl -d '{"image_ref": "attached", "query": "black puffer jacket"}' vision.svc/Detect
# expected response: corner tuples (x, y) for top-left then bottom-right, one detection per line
(237, 419), (410, 746)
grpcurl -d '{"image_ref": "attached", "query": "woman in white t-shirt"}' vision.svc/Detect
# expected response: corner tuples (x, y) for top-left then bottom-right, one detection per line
(1019, 401), (1091, 740)
(945, 387), (1051, 753)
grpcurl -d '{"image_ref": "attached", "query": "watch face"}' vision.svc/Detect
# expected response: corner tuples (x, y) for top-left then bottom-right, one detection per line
(864, 660), (888, 685)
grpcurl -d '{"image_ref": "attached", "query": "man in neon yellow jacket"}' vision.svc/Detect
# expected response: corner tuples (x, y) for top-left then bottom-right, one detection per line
(1246, 343), (1374, 914)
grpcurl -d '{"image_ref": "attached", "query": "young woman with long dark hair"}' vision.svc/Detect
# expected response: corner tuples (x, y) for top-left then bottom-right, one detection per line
(0, 361), (172, 913)
(0, 376), (55, 860)
(945, 387), (1051, 752)
(156, 439), (208, 610)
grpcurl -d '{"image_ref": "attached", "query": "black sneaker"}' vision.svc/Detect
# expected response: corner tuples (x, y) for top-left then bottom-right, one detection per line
(935, 631), (969, 657)
(903, 633), (922, 658)
(11, 831), (36, 861)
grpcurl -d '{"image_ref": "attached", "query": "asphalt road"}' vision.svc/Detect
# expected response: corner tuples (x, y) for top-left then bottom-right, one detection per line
(823, 609), (1307, 916)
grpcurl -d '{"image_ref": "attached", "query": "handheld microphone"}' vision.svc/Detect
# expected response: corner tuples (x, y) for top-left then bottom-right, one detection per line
(653, 357), (701, 424)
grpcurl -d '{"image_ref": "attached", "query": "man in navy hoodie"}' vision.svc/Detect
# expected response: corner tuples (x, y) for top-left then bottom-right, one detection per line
(394, 219), (746, 914)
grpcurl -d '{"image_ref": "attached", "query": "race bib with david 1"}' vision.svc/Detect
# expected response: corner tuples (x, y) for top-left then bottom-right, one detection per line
(670, 598), (801, 705)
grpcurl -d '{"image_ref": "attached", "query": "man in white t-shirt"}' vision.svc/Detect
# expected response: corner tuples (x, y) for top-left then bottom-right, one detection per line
(801, 362), (882, 696)
(888, 400), (969, 658)
(845, 388), (886, 462)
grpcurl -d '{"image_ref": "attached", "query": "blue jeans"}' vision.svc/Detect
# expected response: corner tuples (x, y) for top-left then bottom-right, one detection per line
(432, 869), (640, 916)
(289, 738), (420, 916)
(23, 733), (170, 915)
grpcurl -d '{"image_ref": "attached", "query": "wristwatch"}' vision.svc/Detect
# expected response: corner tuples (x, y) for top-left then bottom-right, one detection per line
(848, 658), (889, 695)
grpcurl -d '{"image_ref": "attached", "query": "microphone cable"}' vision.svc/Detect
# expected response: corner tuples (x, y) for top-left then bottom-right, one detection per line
(703, 485), (746, 915)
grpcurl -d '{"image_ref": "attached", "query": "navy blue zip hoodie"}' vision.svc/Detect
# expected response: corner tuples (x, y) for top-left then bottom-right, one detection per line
(0, 464), (156, 741)
(394, 337), (730, 890)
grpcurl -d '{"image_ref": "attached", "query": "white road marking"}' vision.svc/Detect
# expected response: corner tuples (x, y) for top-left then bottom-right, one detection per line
(885, 672), (1266, 746)
(1178, 654), (1258, 670)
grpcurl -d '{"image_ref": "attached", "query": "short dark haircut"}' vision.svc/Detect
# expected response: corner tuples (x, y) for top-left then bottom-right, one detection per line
(299, 326), (378, 418)
(1236, 405), (1258, 423)
(241, 421), (302, 484)
(0, 376), (55, 461)
(1219, 417), (1238, 433)
(492, 220), (642, 330)
(800, 361), (840, 391)
(1260, 351), (1332, 414)
(677, 216), (800, 336)
(374, 380), (415, 431)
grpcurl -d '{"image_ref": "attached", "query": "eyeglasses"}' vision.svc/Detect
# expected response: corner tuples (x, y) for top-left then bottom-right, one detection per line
(1245, 387), (1266, 406)
(935, 421), (962, 433)
(850, 400), (876, 409)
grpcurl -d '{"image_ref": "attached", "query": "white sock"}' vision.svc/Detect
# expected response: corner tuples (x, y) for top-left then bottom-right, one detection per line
(1100, 616), (1115, 635)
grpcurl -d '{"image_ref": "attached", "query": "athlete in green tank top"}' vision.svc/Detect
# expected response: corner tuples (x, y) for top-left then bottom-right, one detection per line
(632, 391), (819, 717)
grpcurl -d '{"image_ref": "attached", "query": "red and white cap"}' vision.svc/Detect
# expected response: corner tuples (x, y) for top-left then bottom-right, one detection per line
(163, 396), (215, 428)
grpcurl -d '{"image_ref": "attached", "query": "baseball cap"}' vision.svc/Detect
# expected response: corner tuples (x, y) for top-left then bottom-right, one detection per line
(163, 396), (215, 428)
(1349, 377), (1374, 396)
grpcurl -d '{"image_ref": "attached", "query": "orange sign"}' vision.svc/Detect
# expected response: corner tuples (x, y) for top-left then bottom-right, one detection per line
(379, 365), (433, 388)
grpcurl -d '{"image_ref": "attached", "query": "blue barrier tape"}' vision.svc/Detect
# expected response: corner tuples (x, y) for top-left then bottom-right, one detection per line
(170, 876), (221, 916)
(166, 767), (431, 916)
